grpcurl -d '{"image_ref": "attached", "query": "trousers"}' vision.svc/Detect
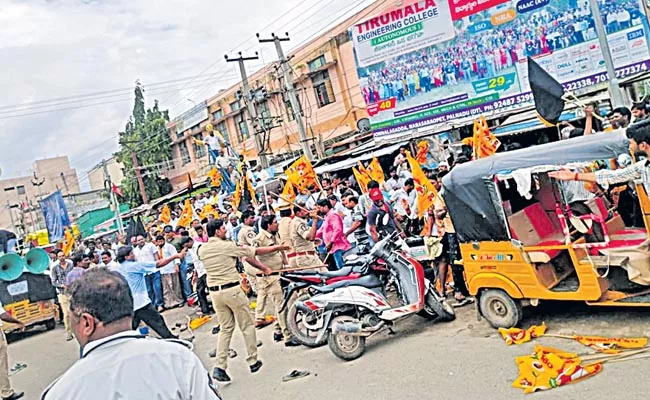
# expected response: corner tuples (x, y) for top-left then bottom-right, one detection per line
(179, 261), (192, 300)
(196, 274), (212, 314)
(209, 285), (258, 370)
(145, 272), (163, 308)
(162, 273), (184, 308)
(0, 332), (14, 398)
(57, 293), (72, 336)
(255, 277), (289, 337)
(132, 303), (175, 339)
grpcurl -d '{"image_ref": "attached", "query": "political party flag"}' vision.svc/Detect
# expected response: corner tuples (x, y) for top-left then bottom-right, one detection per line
(176, 199), (193, 228)
(357, 161), (369, 177)
(281, 180), (296, 204)
(528, 57), (566, 126)
(232, 181), (242, 211)
(573, 335), (648, 354)
(159, 204), (171, 224)
(61, 227), (75, 256)
(241, 176), (258, 211)
(286, 156), (318, 191)
(406, 151), (439, 218)
(199, 204), (218, 220)
(499, 323), (547, 345)
(367, 157), (385, 184)
(415, 141), (429, 164)
(513, 345), (602, 394)
(353, 167), (371, 193)
(207, 167), (222, 187)
(111, 183), (123, 198)
(472, 116), (501, 159)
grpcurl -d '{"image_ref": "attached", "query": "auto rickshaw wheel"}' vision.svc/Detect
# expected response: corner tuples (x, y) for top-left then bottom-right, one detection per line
(479, 289), (522, 329)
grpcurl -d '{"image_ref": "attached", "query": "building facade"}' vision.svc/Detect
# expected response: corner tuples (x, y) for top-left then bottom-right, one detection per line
(164, 0), (392, 189)
(0, 156), (80, 232)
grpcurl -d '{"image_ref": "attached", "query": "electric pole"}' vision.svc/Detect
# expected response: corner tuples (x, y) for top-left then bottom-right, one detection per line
(258, 32), (315, 161)
(130, 151), (149, 204)
(225, 52), (270, 168)
(587, 0), (626, 107)
(5, 201), (17, 235)
(102, 159), (124, 235)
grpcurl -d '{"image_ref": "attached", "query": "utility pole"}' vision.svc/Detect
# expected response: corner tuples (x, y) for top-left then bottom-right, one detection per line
(258, 32), (315, 161)
(130, 151), (149, 204)
(225, 52), (270, 168)
(102, 159), (124, 235)
(59, 172), (70, 194)
(31, 171), (45, 230)
(587, 0), (626, 107)
(5, 201), (16, 235)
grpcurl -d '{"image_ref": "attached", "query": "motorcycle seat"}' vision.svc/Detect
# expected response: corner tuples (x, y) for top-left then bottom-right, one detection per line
(287, 266), (355, 278)
(313, 274), (382, 294)
(404, 237), (425, 247)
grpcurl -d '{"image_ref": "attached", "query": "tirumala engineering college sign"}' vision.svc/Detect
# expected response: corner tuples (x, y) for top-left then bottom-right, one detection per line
(351, 0), (650, 138)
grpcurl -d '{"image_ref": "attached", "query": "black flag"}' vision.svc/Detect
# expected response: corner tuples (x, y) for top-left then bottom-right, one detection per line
(528, 57), (565, 126)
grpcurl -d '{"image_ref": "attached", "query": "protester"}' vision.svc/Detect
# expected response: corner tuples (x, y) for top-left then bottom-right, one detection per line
(316, 199), (351, 269)
(367, 188), (404, 244)
(99, 251), (119, 269)
(134, 235), (164, 313)
(390, 178), (419, 235)
(41, 269), (220, 400)
(114, 245), (185, 338)
(343, 195), (370, 248)
(632, 101), (648, 122)
(197, 220), (287, 382)
(66, 253), (89, 287)
(50, 250), (74, 341)
(183, 237), (212, 315)
(156, 235), (184, 309)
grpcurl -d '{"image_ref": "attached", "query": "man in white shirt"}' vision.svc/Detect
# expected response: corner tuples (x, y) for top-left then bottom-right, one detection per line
(205, 132), (223, 165)
(390, 178), (418, 234)
(155, 236), (184, 309)
(182, 237), (212, 315)
(134, 235), (164, 312)
(99, 252), (119, 270)
(41, 268), (220, 400)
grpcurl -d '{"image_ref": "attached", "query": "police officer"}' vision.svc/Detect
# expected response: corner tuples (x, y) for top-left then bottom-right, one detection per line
(238, 210), (260, 308)
(277, 201), (293, 249)
(254, 215), (300, 347)
(198, 220), (290, 383)
(42, 269), (221, 400)
(288, 205), (322, 269)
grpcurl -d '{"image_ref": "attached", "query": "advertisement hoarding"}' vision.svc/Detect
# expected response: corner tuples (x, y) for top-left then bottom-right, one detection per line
(351, 0), (650, 139)
(39, 191), (71, 243)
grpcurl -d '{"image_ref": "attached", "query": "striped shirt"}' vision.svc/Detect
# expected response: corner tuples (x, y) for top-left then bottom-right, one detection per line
(561, 180), (595, 204)
(595, 160), (650, 193)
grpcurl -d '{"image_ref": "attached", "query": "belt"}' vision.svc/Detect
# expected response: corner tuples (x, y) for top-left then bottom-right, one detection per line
(286, 251), (316, 258)
(208, 281), (240, 292)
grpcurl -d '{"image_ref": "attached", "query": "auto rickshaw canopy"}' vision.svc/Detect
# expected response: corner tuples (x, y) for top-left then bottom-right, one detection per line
(442, 130), (630, 243)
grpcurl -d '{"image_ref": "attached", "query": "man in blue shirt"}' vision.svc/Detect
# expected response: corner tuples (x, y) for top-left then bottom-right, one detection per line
(114, 245), (186, 339)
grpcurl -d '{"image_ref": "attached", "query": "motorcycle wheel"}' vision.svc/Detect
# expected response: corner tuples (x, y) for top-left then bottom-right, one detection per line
(418, 290), (456, 322)
(287, 294), (328, 348)
(328, 316), (366, 361)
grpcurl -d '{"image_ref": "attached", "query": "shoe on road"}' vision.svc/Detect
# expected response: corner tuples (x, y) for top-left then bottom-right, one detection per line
(65, 334), (74, 342)
(212, 368), (231, 382)
(2, 392), (24, 400)
(452, 297), (475, 308)
(273, 332), (284, 342)
(255, 319), (272, 329)
(282, 370), (310, 382)
(285, 338), (301, 347)
(249, 360), (263, 373)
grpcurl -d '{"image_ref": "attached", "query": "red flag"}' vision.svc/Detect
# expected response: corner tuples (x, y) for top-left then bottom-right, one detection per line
(112, 183), (123, 198)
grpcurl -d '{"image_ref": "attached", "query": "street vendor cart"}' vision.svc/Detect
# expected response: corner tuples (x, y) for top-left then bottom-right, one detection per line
(443, 131), (650, 329)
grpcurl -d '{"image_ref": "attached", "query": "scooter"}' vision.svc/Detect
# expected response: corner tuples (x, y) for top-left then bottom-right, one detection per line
(294, 231), (455, 361)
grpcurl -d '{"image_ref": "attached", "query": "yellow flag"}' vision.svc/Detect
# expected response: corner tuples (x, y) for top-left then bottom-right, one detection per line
(199, 204), (218, 220)
(232, 181), (242, 210)
(472, 115), (501, 159)
(176, 199), (193, 228)
(286, 155), (318, 191)
(281, 180), (296, 204)
(366, 157), (385, 184)
(61, 227), (75, 256)
(244, 176), (258, 208)
(159, 204), (171, 224)
(406, 151), (439, 218)
(352, 167), (370, 193)
(207, 167), (222, 187)
(498, 323), (547, 345)
(192, 137), (205, 146)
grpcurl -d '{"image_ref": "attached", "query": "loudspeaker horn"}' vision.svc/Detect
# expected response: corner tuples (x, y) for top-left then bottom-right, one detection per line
(24, 248), (50, 274)
(0, 253), (25, 282)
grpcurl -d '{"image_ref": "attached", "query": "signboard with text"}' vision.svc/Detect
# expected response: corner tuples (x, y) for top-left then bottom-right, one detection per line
(351, 0), (650, 139)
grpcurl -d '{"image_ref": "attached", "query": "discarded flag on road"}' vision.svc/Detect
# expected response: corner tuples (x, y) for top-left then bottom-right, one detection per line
(499, 323), (547, 345)
(574, 335), (648, 354)
(528, 57), (566, 126)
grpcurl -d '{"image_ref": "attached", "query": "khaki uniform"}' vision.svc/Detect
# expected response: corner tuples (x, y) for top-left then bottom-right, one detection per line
(289, 216), (321, 269)
(238, 225), (258, 291)
(198, 237), (258, 370)
(278, 217), (293, 249)
(254, 229), (289, 337)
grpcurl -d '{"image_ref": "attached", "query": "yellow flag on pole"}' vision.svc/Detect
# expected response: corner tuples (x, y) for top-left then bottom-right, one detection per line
(232, 181), (242, 210)
(472, 115), (501, 159)
(352, 167), (371, 194)
(61, 227), (75, 256)
(176, 200), (193, 228)
(159, 204), (171, 224)
(406, 151), (439, 218)
(281, 180), (296, 204)
(286, 155), (318, 191)
(366, 157), (385, 184)
(207, 167), (222, 187)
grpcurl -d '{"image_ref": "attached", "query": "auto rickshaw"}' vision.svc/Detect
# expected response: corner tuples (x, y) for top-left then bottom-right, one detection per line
(442, 130), (650, 328)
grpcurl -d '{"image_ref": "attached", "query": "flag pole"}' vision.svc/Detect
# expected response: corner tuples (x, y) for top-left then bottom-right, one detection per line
(268, 191), (323, 220)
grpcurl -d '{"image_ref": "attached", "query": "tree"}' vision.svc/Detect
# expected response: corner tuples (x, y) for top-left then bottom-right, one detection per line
(115, 84), (173, 206)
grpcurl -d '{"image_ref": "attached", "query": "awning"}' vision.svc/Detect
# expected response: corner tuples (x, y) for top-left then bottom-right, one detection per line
(314, 142), (404, 174)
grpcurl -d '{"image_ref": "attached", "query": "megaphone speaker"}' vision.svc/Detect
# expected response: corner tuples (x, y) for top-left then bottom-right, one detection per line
(24, 248), (50, 274)
(0, 253), (25, 282)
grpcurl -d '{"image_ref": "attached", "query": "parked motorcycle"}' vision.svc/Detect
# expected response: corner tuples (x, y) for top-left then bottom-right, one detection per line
(294, 231), (455, 360)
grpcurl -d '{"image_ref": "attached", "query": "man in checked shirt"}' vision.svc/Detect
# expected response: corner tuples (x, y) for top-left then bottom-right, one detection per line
(551, 120), (650, 196)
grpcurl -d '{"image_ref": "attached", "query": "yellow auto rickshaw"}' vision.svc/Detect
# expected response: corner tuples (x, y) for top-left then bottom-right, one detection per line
(443, 130), (650, 328)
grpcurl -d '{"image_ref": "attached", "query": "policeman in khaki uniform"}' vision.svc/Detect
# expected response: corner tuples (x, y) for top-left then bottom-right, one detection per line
(276, 201), (294, 249)
(237, 211), (260, 310)
(288, 205), (322, 269)
(198, 220), (289, 383)
(254, 215), (301, 347)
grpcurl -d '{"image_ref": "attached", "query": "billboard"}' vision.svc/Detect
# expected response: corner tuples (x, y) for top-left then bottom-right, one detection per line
(352, 0), (650, 139)
(39, 191), (71, 243)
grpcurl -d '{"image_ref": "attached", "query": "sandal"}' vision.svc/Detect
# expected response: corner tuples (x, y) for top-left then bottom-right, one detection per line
(282, 369), (310, 382)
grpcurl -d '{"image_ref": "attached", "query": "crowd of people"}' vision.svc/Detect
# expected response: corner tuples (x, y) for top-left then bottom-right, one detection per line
(359, 0), (645, 105)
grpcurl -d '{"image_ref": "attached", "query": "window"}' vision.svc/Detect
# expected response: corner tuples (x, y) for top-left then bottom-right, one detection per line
(230, 101), (241, 112)
(308, 55), (327, 72)
(193, 133), (206, 159)
(235, 113), (250, 141)
(16, 186), (25, 195)
(212, 109), (223, 120)
(179, 141), (191, 165)
(216, 121), (230, 144)
(257, 101), (272, 130)
(3, 187), (13, 192)
(283, 91), (302, 121)
(312, 71), (335, 108)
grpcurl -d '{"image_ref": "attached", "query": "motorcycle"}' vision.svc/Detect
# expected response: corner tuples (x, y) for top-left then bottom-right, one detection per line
(294, 231), (455, 361)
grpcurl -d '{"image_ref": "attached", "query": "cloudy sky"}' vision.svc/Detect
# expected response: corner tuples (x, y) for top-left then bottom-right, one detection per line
(0, 0), (375, 186)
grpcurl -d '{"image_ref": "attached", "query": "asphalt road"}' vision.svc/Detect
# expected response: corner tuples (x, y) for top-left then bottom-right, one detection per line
(8, 301), (650, 399)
